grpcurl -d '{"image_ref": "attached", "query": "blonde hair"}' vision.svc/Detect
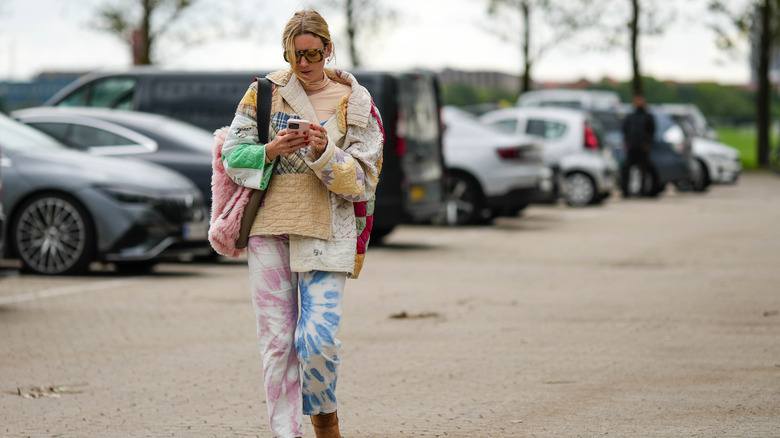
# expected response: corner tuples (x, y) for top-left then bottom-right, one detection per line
(282, 10), (332, 73)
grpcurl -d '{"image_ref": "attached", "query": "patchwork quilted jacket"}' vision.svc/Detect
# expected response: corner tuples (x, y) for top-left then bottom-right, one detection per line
(222, 69), (384, 278)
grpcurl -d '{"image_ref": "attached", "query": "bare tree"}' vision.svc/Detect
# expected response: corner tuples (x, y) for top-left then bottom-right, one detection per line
(323, 0), (397, 68)
(91, 0), (256, 66)
(629, 0), (641, 95)
(709, 0), (780, 168)
(485, 0), (604, 93)
(593, 0), (676, 97)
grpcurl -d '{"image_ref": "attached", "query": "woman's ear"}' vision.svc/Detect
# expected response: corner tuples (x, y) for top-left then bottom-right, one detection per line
(326, 42), (333, 59)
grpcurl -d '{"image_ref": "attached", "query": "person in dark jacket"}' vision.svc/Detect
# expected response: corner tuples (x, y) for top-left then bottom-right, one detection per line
(621, 94), (656, 197)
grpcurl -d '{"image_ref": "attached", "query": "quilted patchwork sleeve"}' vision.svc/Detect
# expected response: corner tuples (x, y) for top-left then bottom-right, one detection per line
(222, 82), (275, 190)
(304, 100), (384, 203)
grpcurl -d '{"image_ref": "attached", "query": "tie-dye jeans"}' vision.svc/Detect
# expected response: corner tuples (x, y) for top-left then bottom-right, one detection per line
(247, 235), (346, 438)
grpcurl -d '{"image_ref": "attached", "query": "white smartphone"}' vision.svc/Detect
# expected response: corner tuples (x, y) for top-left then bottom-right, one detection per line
(286, 118), (310, 135)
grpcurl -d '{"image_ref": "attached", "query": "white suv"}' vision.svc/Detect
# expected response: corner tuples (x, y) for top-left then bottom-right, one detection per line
(441, 106), (552, 225)
(480, 107), (618, 207)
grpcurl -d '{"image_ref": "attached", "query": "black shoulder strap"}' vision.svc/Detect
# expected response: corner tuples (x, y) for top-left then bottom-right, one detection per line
(255, 77), (273, 143)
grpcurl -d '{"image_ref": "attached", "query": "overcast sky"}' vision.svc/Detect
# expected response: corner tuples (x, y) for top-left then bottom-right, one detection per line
(0, 0), (753, 85)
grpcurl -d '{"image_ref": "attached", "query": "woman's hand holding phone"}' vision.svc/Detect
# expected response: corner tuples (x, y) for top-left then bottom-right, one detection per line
(307, 123), (328, 157)
(266, 119), (311, 160)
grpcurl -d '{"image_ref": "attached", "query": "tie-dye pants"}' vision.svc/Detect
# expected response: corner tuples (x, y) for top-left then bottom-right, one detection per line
(247, 235), (346, 438)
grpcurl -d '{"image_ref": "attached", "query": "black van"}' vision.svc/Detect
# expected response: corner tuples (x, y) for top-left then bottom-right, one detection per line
(43, 69), (447, 240)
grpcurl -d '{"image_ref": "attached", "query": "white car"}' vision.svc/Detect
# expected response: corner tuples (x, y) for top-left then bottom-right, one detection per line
(692, 137), (742, 186)
(517, 88), (621, 110)
(656, 103), (718, 140)
(479, 107), (618, 207)
(441, 106), (552, 225)
(652, 104), (740, 189)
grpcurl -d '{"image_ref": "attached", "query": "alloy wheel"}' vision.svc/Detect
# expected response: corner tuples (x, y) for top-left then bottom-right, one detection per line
(445, 174), (484, 225)
(13, 195), (93, 275)
(563, 173), (595, 207)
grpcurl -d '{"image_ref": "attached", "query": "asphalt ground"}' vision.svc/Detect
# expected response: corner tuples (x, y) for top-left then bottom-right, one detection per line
(1, 171), (779, 437)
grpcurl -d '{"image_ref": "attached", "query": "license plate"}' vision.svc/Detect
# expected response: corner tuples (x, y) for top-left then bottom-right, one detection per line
(410, 185), (426, 202)
(183, 221), (208, 240)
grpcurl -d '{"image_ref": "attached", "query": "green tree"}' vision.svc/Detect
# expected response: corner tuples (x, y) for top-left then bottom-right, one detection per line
(709, 0), (780, 167)
(485, 0), (604, 93)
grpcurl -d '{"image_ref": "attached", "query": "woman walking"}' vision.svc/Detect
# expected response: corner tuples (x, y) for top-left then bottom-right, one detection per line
(220, 9), (384, 438)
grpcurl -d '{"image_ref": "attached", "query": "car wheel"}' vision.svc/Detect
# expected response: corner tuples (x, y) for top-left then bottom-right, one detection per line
(627, 166), (643, 196)
(12, 194), (95, 275)
(692, 159), (711, 191)
(445, 172), (487, 225)
(563, 172), (596, 207)
(646, 173), (665, 197)
(675, 159), (709, 192)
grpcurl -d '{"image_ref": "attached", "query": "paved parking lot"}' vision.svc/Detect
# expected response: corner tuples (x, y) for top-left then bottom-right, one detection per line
(2, 172), (779, 437)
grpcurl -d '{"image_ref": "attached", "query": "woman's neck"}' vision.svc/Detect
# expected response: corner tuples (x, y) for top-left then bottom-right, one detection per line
(300, 72), (331, 92)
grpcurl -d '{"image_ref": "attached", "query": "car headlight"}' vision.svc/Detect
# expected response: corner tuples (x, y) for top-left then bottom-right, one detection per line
(99, 185), (206, 223)
(98, 186), (161, 204)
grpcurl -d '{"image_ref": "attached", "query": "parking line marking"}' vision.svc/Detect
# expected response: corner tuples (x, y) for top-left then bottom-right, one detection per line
(0, 279), (142, 305)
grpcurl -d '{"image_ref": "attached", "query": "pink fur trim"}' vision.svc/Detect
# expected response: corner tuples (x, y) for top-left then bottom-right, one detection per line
(208, 127), (252, 258)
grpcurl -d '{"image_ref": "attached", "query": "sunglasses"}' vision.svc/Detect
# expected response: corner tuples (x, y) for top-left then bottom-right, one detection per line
(284, 49), (326, 64)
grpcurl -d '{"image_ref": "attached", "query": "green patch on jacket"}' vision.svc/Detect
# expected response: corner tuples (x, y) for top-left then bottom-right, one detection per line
(224, 143), (267, 169)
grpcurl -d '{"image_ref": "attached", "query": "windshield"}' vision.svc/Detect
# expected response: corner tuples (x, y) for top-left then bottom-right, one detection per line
(0, 114), (67, 152)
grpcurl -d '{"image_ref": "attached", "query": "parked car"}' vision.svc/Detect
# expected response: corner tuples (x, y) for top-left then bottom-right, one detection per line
(12, 107), (214, 208)
(655, 103), (718, 140)
(479, 107), (617, 207)
(588, 108), (625, 152)
(690, 136), (742, 185)
(652, 105), (740, 188)
(517, 88), (621, 111)
(356, 71), (447, 239)
(441, 106), (551, 225)
(0, 113), (210, 275)
(42, 69), (447, 241)
(609, 107), (693, 196)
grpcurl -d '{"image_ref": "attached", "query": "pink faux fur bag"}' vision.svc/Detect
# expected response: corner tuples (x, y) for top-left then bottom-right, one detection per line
(208, 127), (254, 258)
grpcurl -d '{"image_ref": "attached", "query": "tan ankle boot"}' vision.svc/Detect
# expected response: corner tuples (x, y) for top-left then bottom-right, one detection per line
(310, 411), (341, 438)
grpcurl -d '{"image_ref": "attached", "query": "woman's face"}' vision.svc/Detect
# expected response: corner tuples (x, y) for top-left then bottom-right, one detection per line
(291, 33), (331, 83)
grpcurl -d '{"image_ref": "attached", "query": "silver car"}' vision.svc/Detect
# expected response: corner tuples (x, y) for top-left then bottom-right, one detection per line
(0, 113), (210, 275)
(480, 107), (618, 207)
(442, 106), (551, 225)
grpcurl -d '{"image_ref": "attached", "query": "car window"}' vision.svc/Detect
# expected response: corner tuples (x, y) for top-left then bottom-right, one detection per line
(489, 118), (518, 134)
(0, 115), (67, 151)
(70, 124), (138, 149)
(28, 122), (70, 140)
(590, 111), (623, 132)
(397, 74), (440, 154)
(526, 119), (567, 139)
(539, 101), (581, 109)
(30, 122), (139, 150)
(58, 77), (136, 109)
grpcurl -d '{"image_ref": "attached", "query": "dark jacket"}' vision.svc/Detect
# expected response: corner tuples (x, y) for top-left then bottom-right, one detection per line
(622, 107), (655, 150)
